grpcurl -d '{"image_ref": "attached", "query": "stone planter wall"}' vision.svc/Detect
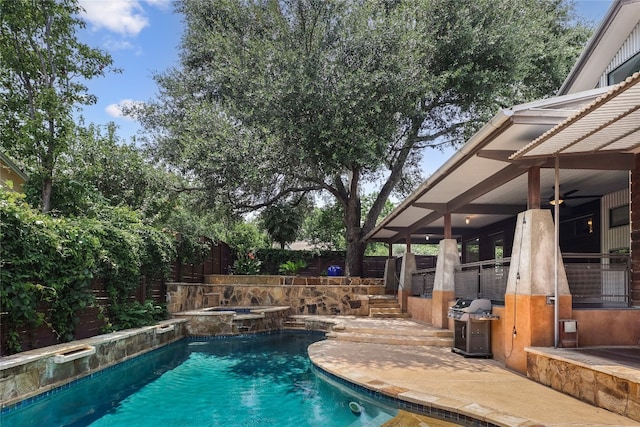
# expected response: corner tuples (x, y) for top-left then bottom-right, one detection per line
(0, 319), (186, 408)
(167, 276), (385, 316)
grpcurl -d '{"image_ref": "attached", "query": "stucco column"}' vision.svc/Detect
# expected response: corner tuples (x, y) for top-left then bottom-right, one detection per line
(431, 239), (460, 328)
(383, 258), (398, 294)
(504, 209), (572, 374)
(398, 252), (416, 312)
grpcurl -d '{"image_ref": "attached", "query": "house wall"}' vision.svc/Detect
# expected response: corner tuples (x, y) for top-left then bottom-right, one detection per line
(572, 309), (640, 346)
(601, 188), (630, 254)
(0, 161), (25, 193)
(407, 296), (432, 323)
(598, 21), (640, 87)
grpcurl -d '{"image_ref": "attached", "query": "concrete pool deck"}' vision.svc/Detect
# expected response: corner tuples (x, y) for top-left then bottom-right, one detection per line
(306, 317), (640, 427)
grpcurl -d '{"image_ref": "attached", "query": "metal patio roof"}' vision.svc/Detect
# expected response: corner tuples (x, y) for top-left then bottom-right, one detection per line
(511, 72), (640, 160)
(366, 87), (632, 245)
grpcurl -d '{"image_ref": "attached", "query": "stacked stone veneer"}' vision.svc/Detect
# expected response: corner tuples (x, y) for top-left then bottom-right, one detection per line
(167, 275), (385, 316)
(0, 319), (186, 408)
(527, 348), (640, 422)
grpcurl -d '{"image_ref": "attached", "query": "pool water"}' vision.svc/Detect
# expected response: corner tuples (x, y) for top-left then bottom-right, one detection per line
(2, 333), (397, 426)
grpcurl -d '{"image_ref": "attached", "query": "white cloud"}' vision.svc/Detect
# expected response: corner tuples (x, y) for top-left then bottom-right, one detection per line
(103, 38), (135, 52)
(144, 0), (172, 10)
(79, 0), (149, 37)
(106, 99), (143, 120)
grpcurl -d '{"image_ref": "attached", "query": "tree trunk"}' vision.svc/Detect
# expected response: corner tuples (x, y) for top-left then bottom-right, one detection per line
(344, 191), (365, 277)
(345, 233), (366, 277)
(41, 176), (53, 213)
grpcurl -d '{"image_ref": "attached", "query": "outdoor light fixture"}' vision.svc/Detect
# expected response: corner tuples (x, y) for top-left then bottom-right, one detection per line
(465, 217), (470, 224)
(425, 235), (430, 241)
(549, 195), (564, 205)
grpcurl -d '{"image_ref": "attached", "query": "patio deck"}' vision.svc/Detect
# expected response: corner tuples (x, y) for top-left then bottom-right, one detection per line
(304, 316), (640, 426)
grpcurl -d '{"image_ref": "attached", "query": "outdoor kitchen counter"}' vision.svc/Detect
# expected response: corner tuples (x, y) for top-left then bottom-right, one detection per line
(308, 320), (639, 427)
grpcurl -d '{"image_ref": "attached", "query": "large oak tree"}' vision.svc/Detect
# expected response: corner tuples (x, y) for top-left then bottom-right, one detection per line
(136, 0), (590, 276)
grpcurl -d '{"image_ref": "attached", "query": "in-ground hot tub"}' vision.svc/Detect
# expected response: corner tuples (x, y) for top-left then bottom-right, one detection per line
(173, 306), (290, 336)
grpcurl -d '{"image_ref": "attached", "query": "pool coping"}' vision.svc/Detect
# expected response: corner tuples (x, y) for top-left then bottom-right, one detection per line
(0, 319), (187, 409)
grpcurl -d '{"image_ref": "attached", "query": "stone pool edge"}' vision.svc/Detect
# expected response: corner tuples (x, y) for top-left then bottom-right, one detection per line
(0, 318), (187, 409)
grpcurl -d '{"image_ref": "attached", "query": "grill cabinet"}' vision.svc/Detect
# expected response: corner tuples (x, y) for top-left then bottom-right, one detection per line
(448, 298), (497, 358)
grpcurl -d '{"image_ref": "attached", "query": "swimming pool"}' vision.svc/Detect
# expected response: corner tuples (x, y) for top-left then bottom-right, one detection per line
(1, 332), (398, 426)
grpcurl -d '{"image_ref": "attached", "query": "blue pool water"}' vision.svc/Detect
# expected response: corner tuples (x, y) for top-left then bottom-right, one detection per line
(2, 333), (397, 426)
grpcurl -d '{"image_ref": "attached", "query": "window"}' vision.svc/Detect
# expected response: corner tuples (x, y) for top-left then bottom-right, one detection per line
(464, 238), (479, 263)
(609, 204), (629, 228)
(490, 233), (504, 260)
(608, 52), (640, 85)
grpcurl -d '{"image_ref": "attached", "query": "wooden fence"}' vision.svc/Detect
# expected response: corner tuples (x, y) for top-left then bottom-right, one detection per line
(1, 243), (427, 355)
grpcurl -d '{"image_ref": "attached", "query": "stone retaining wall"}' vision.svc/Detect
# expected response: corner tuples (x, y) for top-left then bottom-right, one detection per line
(527, 348), (640, 422)
(173, 306), (290, 336)
(167, 276), (385, 316)
(0, 319), (186, 408)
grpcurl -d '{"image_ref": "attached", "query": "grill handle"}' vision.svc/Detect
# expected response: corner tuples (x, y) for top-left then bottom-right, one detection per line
(461, 325), (465, 339)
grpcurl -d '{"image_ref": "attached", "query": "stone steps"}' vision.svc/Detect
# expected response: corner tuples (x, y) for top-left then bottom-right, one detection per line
(283, 319), (306, 330)
(286, 315), (454, 347)
(369, 307), (411, 318)
(326, 331), (453, 347)
(368, 295), (408, 318)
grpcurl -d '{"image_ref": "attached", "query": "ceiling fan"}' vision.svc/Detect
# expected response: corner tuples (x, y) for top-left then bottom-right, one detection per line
(545, 188), (601, 206)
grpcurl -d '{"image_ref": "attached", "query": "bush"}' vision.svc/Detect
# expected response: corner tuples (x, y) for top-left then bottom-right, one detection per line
(0, 190), (175, 354)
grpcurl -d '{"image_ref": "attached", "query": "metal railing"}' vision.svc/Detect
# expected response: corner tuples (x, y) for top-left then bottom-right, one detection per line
(411, 253), (631, 308)
(412, 267), (436, 297)
(563, 253), (630, 308)
(453, 258), (510, 304)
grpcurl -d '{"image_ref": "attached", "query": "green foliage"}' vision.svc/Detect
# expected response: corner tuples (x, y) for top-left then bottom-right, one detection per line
(102, 300), (167, 332)
(0, 189), (174, 353)
(301, 203), (346, 251)
(139, 0), (589, 276)
(279, 259), (308, 275)
(232, 253), (262, 275)
(222, 220), (270, 258)
(0, 0), (116, 212)
(259, 201), (305, 249)
(0, 190), (98, 351)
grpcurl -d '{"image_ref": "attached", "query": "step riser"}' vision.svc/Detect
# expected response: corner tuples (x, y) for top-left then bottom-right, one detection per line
(340, 328), (453, 338)
(327, 335), (453, 347)
(370, 313), (411, 319)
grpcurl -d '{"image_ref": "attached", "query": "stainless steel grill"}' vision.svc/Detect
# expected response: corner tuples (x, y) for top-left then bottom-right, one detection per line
(448, 298), (497, 358)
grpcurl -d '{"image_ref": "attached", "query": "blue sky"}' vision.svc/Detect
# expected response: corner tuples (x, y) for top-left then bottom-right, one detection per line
(77, 0), (614, 174)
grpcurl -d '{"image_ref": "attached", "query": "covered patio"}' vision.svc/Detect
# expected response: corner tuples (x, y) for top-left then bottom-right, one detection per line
(367, 72), (640, 374)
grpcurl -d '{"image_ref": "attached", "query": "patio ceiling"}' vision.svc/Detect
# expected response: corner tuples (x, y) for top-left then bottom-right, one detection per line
(367, 85), (633, 245)
(511, 72), (640, 160)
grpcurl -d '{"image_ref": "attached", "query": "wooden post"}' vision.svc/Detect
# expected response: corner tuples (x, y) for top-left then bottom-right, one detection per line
(444, 213), (452, 239)
(406, 235), (411, 253)
(528, 166), (541, 210)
